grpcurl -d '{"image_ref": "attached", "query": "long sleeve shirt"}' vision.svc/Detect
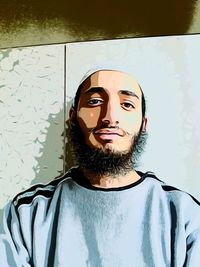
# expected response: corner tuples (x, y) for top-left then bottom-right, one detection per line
(0, 168), (200, 266)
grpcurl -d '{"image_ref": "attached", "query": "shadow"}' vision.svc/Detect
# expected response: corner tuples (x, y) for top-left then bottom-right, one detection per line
(0, 209), (3, 225)
(64, 119), (76, 172)
(30, 109), (65, 185)
(32, 97), (77, 184)
(0, 0), (197, 37)
(64, 98), (77, 172)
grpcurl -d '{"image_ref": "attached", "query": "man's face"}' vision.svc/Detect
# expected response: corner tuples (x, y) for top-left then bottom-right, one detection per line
(72, 70), (146, 153)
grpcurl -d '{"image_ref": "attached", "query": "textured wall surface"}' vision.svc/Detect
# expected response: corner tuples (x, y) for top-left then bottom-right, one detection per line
(66, 35), (200, 200)
(1, 36), (200, 216)
(0, 45), (65, 210)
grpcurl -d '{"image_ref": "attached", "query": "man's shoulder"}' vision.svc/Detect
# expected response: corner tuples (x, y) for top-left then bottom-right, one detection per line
(144, 171), (200, 210)
(12, 169), (76, 210)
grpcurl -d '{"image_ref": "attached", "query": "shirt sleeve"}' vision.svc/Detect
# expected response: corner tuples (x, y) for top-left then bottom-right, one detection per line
(0, 202), (31, 267)
(183, 197), (200, 267)
(183, 227), (200, 266)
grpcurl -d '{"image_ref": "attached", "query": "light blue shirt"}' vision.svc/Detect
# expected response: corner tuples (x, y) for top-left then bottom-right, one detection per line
(0, 168), (200, 266)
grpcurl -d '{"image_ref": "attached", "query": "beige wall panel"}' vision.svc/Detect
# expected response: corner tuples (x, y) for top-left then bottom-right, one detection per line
(0, 45), (65, 212)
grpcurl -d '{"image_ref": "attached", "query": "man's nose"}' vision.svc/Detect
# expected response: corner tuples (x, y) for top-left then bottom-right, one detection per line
(102, 100), (120, 125)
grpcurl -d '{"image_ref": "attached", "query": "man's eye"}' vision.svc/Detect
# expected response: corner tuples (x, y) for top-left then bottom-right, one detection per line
(121, 102), (135, 110)
(87, 99), (103, 106)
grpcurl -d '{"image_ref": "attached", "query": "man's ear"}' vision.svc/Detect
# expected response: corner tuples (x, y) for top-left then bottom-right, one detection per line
(142, 117), (147, 132)
(69, 107), (76, 126)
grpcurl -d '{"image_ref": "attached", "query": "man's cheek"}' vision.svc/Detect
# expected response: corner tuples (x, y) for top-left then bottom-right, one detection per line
(78, 108), (100, 129)
(123, 114), (142, 133)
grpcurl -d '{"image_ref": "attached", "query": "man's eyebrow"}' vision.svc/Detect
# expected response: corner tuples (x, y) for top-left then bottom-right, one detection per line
(84, 87), (140, 99)
(84, 87), (105, 94)
(119, 90), (139, 99)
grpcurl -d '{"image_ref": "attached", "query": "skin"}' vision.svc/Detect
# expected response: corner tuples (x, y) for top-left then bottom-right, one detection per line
(70, 70), (147, 188)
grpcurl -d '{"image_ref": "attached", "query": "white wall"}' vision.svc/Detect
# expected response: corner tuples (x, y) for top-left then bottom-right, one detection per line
(66, 35), (200, 200)
(0, 35), (199, 220)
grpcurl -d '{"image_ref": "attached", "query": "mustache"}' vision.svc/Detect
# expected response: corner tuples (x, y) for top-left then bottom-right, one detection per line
(88, 124), (129, 136)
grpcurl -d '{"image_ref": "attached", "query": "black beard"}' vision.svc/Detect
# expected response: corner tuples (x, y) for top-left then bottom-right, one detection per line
(70, 121), (147, 177)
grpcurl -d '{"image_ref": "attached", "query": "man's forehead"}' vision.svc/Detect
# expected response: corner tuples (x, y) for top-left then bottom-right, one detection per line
(81, 70), (141, 96)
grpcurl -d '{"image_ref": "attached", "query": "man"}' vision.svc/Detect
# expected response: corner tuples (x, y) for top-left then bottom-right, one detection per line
(0, 69), (200, 266)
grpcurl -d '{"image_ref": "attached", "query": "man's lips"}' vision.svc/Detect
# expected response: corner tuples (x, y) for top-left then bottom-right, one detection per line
(94, 128), (125, 136)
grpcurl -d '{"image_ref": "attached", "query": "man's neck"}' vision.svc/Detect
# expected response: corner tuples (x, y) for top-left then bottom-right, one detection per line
(81, 169), (141, 189)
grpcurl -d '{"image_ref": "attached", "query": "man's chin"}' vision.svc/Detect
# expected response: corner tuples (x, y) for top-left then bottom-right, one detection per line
(70, 121), (147, 176)
(102, 144), (129, 155)
(89, 139), (130, 153)
(88, 143), (128, 155)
